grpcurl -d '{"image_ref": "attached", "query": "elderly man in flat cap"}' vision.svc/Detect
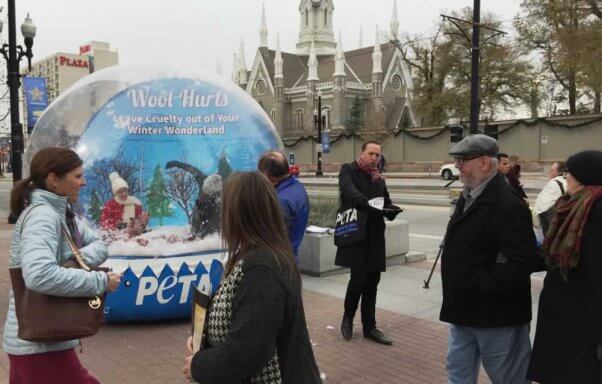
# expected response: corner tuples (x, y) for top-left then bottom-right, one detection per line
(440, 134), (536, 384)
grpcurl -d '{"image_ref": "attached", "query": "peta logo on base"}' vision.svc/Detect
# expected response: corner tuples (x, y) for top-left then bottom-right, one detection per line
(136, 273), (211, 306)
(103, 261), (224, 322)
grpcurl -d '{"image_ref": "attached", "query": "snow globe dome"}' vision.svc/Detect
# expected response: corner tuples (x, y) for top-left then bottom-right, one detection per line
(26, 66), (283, 321)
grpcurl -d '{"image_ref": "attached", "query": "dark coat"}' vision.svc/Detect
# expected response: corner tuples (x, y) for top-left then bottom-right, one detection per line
(439, 173), (537, 327)
(191, 249), (322, 384)
(334, 162), (398, 272)
(527, 199), (602, 384)
(507, 164), (528, 199)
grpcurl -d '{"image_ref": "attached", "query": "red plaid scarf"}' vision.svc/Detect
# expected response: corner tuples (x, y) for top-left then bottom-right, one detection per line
(542, 186), (602, 280)
(356, 156), (385, 183)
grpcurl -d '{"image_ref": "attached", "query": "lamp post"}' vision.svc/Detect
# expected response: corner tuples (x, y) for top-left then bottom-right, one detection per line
(313, 90), (323, 177)
(468, 0), (481, 134)
(0, 1), (36, 223)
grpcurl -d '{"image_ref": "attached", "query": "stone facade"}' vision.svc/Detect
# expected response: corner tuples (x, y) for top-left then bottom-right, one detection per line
(232, 0), (416, 139)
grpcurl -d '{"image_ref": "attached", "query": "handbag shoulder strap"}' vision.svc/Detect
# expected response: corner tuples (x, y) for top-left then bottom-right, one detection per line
(19, 203), (91, 272)
(61, 228), (91, 272)
(17, 203), (93, 274)
(554, 179), (565, 195)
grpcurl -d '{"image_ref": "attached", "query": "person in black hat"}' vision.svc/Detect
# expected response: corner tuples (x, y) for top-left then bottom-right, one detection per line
(528, 150), (602, 384)
(441, 134), (536, 384)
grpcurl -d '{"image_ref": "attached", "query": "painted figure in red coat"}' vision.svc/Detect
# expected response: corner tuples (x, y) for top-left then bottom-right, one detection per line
(100, 172), (149, 234)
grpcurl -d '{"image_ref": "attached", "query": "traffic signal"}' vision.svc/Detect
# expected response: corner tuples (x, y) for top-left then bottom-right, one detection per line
(448, 124), (464, 143)
(484, 125), (498, 140)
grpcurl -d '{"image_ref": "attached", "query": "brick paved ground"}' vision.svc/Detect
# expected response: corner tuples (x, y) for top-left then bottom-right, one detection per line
(0, 225), (490, 384)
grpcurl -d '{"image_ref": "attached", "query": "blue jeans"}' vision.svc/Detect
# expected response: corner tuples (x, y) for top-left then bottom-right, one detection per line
(447, 324), (531, 384)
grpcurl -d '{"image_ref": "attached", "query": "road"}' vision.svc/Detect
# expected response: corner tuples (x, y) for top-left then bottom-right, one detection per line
(0, 179), (10, 222)
(302, 175), (546, 207)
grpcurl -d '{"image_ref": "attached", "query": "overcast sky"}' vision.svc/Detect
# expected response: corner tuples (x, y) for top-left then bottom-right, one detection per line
(11, 0), (522, 77)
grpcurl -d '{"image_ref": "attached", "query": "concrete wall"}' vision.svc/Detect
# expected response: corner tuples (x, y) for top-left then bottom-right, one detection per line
(283, 114), (602, 167)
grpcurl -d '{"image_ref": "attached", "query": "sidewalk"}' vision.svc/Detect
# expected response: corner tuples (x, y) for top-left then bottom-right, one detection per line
(0, 224), (491, 384)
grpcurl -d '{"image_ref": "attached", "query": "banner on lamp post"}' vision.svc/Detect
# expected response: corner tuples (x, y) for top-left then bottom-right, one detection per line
(321, 131), (330, 153)
(23, 77), (49, 132)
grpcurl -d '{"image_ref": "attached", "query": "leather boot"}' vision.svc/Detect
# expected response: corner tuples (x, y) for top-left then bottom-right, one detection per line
(340, 316), (353, 340)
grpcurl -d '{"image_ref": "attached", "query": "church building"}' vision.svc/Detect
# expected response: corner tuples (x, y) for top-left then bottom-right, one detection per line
(231, 0), (416, 138)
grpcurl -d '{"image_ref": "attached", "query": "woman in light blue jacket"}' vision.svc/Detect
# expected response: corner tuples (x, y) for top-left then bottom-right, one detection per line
(3, 147), (122, 384)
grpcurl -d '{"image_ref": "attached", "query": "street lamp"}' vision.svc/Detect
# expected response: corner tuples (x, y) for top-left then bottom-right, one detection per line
(313, 90), (323, 177)
(0, 2), (36, 223)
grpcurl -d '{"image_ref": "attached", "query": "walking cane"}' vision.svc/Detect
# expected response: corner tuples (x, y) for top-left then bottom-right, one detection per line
(597, 345), (602, 384)
(422, 176), (458, 289)
(423, 243), (443, 289)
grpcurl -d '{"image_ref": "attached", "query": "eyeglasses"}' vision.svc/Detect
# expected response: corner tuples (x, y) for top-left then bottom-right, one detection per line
(453, 156), (480, 167)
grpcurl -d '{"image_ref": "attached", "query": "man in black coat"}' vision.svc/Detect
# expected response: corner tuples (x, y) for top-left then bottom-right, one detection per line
(440, 134), (536, 384)
(335, 141), (401, 345)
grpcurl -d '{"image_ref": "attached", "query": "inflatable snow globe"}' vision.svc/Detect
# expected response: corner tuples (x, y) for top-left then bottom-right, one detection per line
(25, 66), (283, 322)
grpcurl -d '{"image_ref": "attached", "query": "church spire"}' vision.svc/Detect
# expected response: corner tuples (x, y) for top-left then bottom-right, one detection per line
(358, 27), (364, 49)
(334, 31), (346, 77)
(372, 25), (383, 74)
(231, 53), (239, 82)
(390, 0), (399, 40)
(274, 33), (283, 79)
(238, 39), (248, 85)
(307, 39), (319, 81)
(260, 3), (268, 48)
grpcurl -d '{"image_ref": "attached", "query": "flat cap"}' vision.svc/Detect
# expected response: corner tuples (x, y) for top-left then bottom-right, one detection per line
(449, 134), (498, 158)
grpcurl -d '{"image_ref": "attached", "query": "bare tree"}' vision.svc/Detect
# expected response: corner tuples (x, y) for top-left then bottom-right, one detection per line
(85, 145), (144, 203)
(166, 167), (198, 224)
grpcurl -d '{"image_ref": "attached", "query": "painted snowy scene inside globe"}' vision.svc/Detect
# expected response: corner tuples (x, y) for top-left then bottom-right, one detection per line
(26, 67), (282, 321)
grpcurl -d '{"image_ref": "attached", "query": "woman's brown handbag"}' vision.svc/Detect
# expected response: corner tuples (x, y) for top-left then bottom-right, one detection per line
(9, 228), (108, 343)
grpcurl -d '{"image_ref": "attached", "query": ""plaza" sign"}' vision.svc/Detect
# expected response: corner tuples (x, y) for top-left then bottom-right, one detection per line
(59, 56), (89, 68)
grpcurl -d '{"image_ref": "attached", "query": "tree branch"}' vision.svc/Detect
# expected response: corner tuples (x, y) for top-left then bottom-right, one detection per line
(392, 37), (430, 80)
(446, 18), (472, 45)
(587, 0), (602, 18)
(546, 47), (569, 91)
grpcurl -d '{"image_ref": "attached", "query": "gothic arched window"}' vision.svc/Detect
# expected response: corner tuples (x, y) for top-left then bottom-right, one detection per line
(399, 106), (412, 129)
(305, 9), (309, 26)
(324, 10), (328, 26)
(322, 107), (331, 129)
(296, 109), (304, 131)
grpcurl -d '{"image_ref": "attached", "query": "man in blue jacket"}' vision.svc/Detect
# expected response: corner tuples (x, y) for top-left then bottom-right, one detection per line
(258, 150), (310, 263)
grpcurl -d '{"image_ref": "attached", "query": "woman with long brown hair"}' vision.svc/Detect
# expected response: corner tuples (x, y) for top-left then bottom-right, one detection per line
(3, 147), (121, 384)
(183, 171), (321, 383)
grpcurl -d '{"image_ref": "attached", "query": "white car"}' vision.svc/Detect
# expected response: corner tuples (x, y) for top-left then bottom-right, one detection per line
(439, 163), (460, 180)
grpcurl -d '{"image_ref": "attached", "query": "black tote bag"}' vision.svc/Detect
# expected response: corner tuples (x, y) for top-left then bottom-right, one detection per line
(333, 206), (368, 247)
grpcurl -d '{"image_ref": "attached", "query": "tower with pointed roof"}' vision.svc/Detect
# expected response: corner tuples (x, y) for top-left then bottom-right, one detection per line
(237, 0), (416, 138)
(331, 31), (347, 130)
(372, 25), (384, 117)
(259, 4), (268, 48)
(273, 33), (285, 134)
